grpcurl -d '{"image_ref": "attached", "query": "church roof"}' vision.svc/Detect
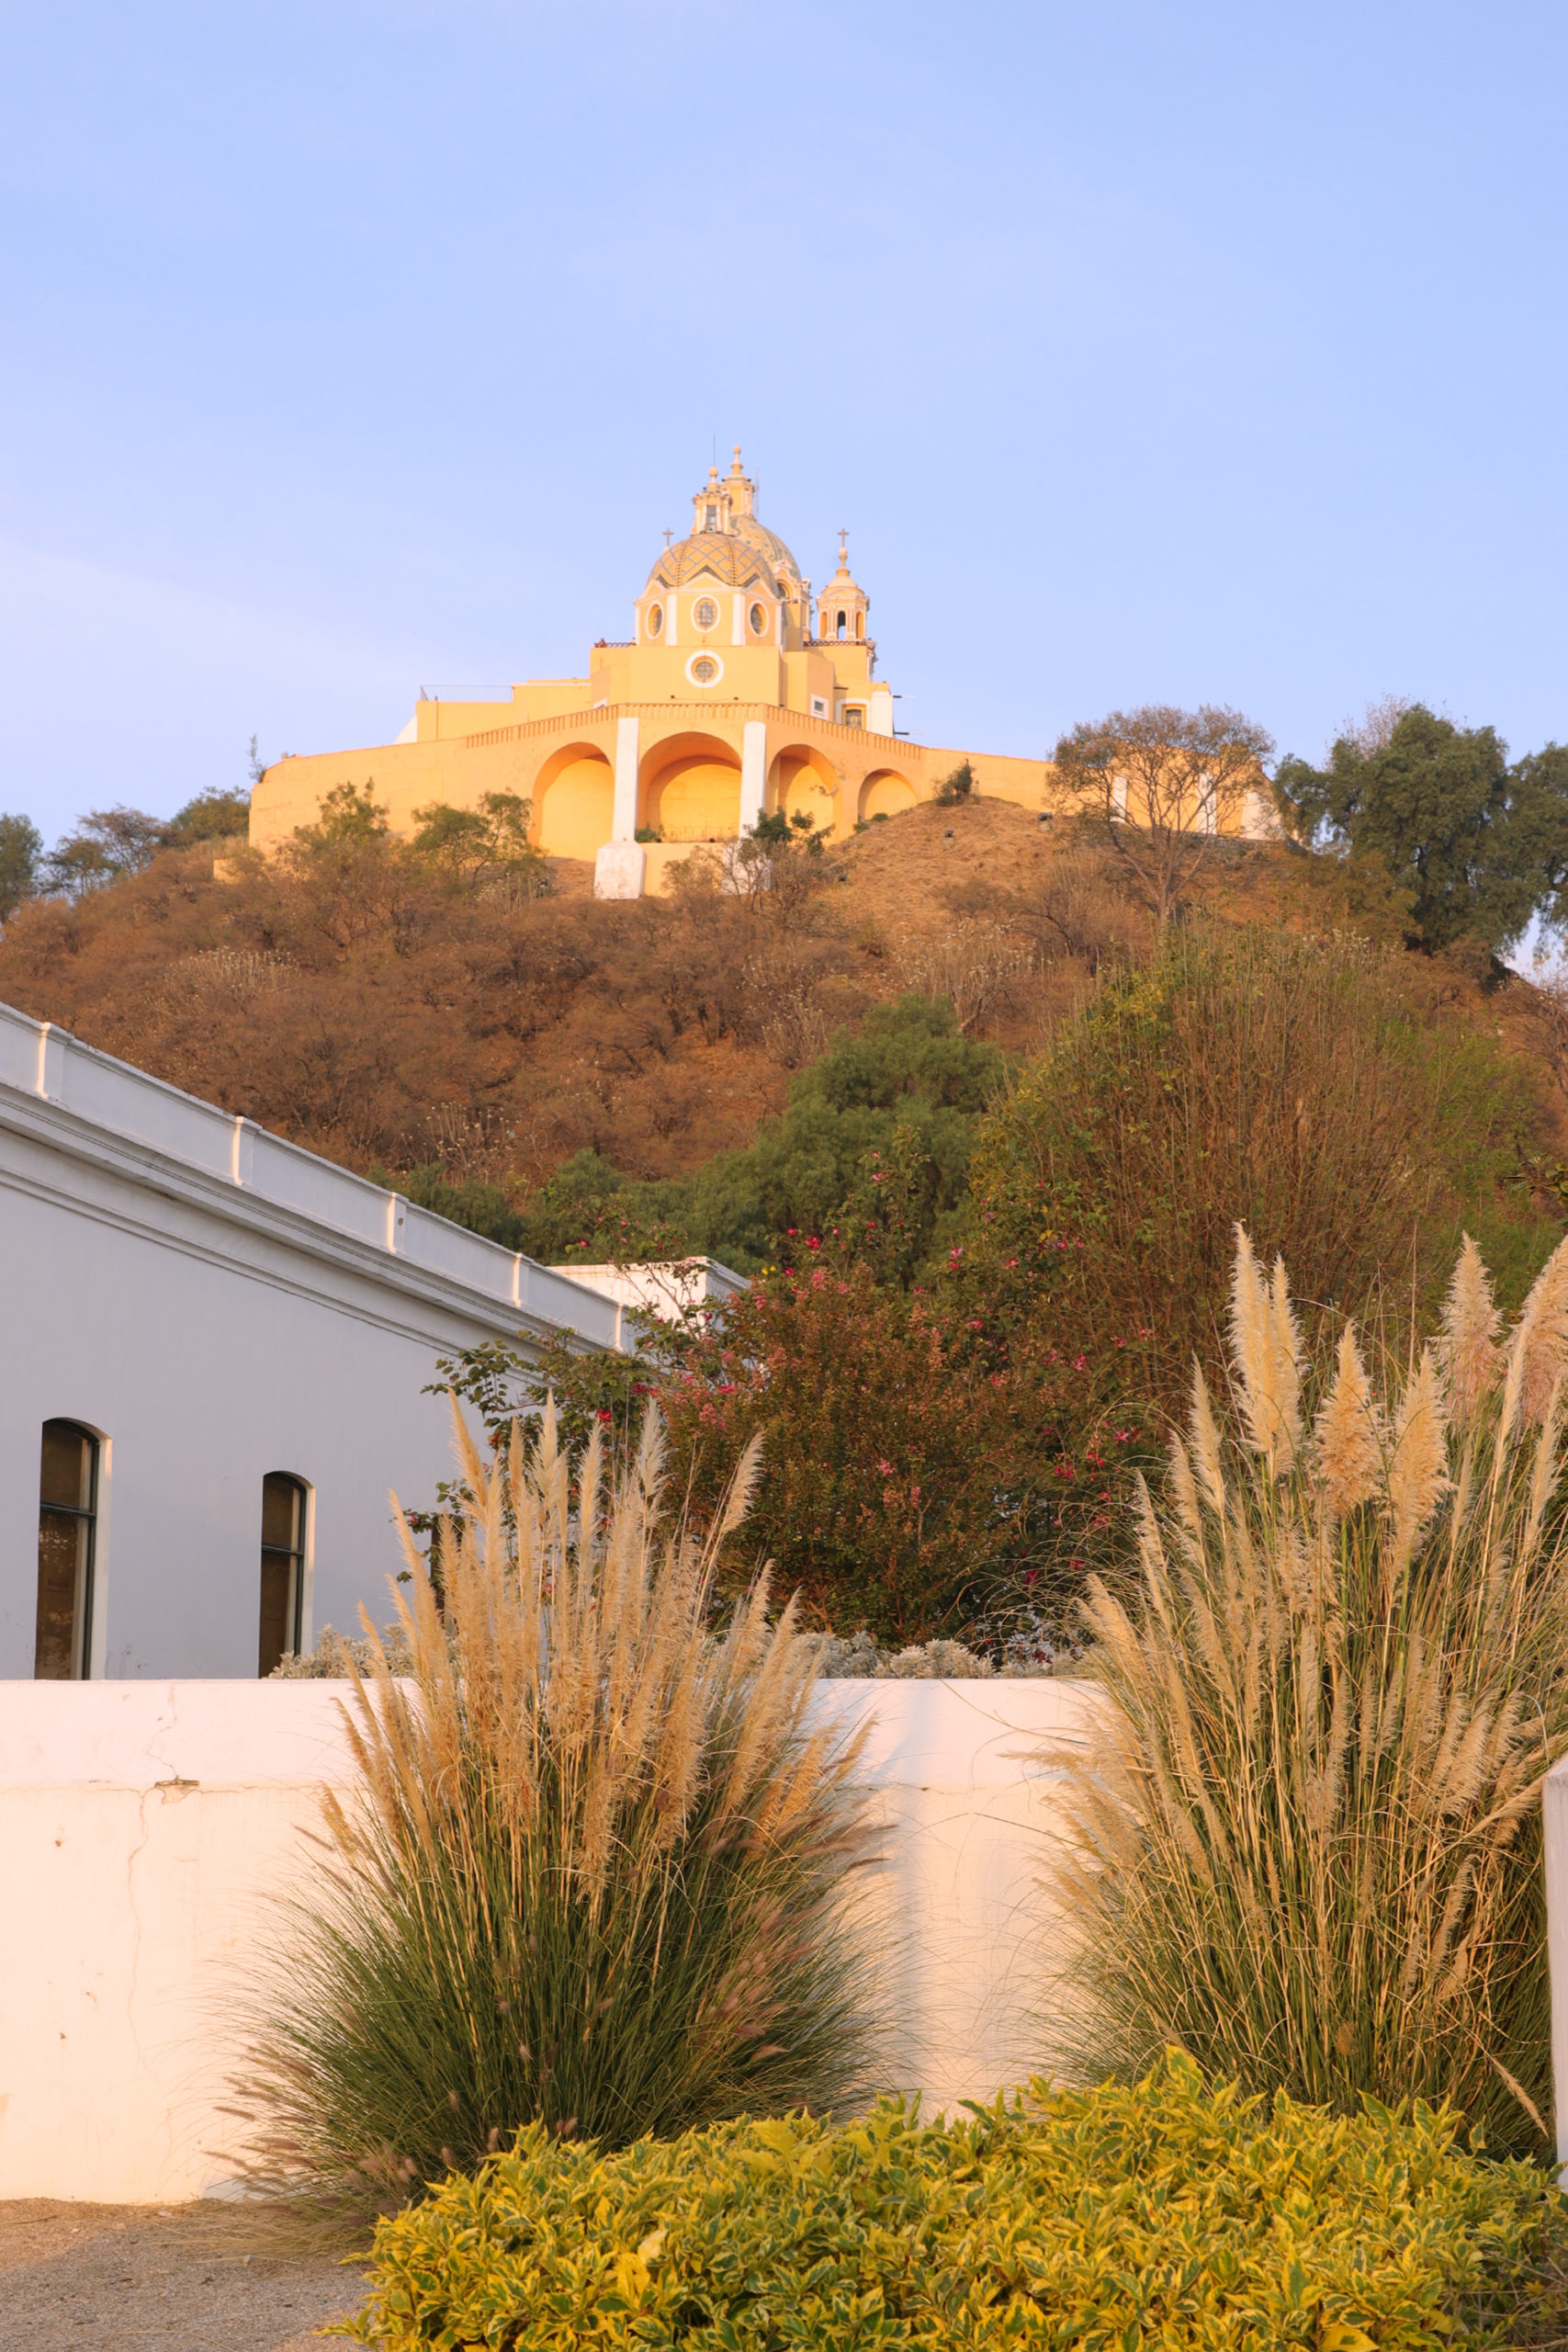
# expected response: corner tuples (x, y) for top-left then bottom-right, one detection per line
(646, 531), (780, 594)
(729, 515), (803, 586)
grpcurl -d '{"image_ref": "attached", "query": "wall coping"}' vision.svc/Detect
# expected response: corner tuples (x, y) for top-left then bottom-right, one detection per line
(0, 1000), (622, 1354)
(0, 1676), (1100, 1791)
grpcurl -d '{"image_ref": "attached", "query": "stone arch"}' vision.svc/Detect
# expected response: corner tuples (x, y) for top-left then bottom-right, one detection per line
(640, 730), (743, 841)
(859, 769), (916, 821)
(535, 743), (615, 860)
(768, 743), (839, 829)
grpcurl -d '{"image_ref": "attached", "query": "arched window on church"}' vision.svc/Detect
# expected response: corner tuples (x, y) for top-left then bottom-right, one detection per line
(855, 612), (864, 639)
(836, 610), (847, 639)
(705, 504), (718, 530)
(259, 1473), (309, 1677)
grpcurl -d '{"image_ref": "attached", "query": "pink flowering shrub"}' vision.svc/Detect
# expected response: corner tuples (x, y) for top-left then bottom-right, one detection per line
(653, 1257), (1145, 1645)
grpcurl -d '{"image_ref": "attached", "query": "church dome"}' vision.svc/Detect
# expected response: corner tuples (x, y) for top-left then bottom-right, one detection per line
(644, 449), (807, 598)
(645, 530), (779, 594)
(730, 516), (803, 588)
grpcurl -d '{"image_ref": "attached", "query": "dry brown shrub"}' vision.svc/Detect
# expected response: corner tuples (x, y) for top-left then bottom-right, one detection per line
(895, 922), (1037, 1037)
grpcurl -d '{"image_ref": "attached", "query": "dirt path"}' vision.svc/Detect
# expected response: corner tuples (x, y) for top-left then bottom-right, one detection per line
(0, 2199), (369, 2351)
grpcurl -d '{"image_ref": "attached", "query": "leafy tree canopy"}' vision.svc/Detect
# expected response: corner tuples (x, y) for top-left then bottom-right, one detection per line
(0, 814), (42, 922)
(166, 788), (252, 842)
(411, 789), (549, 893)
(684, 995), (1006, 1277)
(292, 778), (390, 850)
(1275, 703), (1568, 954)
(41, 805), (169, 898)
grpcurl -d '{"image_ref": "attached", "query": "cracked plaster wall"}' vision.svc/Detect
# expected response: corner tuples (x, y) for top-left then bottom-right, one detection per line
(0, 1677), (1097, 2202)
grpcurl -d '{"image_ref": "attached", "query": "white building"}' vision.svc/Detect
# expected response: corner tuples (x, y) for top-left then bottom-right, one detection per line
(0, 1002), (627, 1680)
(548, 1257), (748, 1322)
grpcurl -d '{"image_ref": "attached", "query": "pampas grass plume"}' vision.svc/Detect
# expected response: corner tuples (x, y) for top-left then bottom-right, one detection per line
(1514, 1231), (1568, 1429)
(1440, 1234), (1502, 1428)
(1229, 1227), (1302, 1472)
(1388, 1345), (1448, 1562)
(1314, 1323), (1382, 1516)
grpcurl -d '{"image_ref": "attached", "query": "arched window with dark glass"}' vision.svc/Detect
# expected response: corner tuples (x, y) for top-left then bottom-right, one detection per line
(259, 1474), (309, 1676)
(36, 1420), (99, 1679)
(836, 609), (847, 639)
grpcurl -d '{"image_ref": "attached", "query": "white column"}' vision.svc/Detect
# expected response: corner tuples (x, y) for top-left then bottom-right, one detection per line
(739, 720), (767, 834)
(732, 592), (745, 645)
(612, 714), (640, 842)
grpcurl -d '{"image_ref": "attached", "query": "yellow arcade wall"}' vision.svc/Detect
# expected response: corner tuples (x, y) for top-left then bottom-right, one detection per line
(246, 699), (1074, 864)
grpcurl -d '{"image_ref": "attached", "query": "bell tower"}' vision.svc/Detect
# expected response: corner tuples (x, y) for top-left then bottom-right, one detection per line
(817, 529), (869, 646)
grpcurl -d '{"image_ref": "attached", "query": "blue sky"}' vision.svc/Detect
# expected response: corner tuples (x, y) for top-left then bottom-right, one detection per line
(2, 0), (1564, 845)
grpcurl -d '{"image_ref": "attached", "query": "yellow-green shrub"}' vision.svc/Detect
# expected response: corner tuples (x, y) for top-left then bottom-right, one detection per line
(345, 2053), (1563, 2350)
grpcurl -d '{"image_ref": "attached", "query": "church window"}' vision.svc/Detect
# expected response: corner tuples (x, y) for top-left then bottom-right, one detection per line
(749, 603), (766, 635)
(694, 597), (718, 630)
(705, 505), (718, 530)
(259, 1473), (309, 1677)
(36, 1420), (98, 1679)
(648, 604), (663, 638)
(855, 612), (864, 639)
(692, 656), (718, 684)
(836, 610), (847, 639)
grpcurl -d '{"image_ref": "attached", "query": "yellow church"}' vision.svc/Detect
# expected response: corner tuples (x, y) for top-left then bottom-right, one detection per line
(249, 449), (1054, 896)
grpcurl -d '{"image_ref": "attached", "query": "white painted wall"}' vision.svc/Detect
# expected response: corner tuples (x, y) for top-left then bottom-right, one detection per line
(0, 1676), (1097, 2201)
(0, 1001), (622, 1679)
(549, 1256), (748, 1322)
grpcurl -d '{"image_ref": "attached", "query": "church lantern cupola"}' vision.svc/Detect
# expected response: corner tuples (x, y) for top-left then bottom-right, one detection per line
(818, 530), (869, 645)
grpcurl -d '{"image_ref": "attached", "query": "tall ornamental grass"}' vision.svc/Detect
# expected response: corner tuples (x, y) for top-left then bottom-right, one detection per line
(1050, 1227), (1568, 2154)
(237, 1403), (878, 2205)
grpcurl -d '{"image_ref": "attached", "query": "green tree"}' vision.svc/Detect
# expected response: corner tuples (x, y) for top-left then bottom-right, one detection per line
(0, 814), (42, 921)
(166, 788), (252, 842)
(291, 778), (389, 848)
(43, 805), (168, 897)
(502, 1149), (690, 1265)
(451, 998), (1005, 1283)
(687, 995), (1005, 1276)
(390, 1164), (525, 1250)
(410, 789), (549, 895)
(1275, 704), (1568, 954)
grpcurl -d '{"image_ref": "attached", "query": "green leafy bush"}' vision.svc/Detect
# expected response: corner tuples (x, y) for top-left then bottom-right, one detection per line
(346, 2053), (1565, 2349)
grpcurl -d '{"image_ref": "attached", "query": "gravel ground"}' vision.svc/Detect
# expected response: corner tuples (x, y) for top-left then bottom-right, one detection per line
(0, 2199), (370, 2352)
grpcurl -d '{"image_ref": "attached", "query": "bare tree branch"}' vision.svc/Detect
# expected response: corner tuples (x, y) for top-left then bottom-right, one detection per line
(1052, 703), (1276, 925)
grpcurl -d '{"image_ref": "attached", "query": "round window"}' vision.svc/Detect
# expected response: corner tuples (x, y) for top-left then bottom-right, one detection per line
(749, 603), (767, 635)
(647, 604), (663, 638)
(694, 597), (718, 630)
(692, 656), (718, 684)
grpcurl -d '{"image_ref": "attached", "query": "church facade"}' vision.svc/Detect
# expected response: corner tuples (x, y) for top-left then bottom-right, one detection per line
(247, 450), (1055, 897)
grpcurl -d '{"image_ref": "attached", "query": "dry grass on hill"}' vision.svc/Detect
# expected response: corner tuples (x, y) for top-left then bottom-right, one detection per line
(0, 795), (1561, 1193)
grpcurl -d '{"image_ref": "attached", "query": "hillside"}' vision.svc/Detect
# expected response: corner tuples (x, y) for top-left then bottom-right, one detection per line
(0, 796), (1562, 1219)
